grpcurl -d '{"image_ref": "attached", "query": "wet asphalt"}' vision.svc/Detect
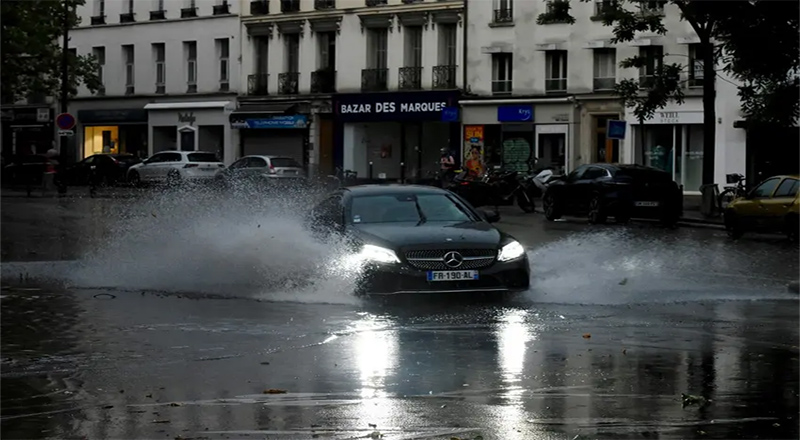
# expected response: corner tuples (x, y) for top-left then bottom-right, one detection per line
(1, 191), (798, 440)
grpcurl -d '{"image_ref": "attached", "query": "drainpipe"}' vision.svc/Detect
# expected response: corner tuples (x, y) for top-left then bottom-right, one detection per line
(461, 0), (468, 92)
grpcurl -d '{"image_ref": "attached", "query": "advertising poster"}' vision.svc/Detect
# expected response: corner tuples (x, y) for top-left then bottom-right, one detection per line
(463, 125), (486, 177)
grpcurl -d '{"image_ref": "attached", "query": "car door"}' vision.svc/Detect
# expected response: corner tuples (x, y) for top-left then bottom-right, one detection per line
(243, 157), (269, 180)
(71, 155), (95, 185)
(573, 166), (607, 212)
(560, 165), (588, 212)
(760, 177), (799, 230)
(138, 153), (164, 181)
(157, 152), (183, 180)
(737, 177), (782, 229)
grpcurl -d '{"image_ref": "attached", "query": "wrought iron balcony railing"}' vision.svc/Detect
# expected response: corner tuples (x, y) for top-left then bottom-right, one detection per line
(361, 69), (388, 92)
(90, 15), (105, 25)
(278, 72), (300, 95)
(150, 10), (166, 20)
(248, 73), (269, 95)
(366, 0), (387, 6)
(311, 69), (337, 93)
(493, 8), (513, 23)
(281, 0), (300, 13)
(315, 0), (335, 9)
(119, 12), (135, 23)
(213, 2), (230, 15)
(180, 7), (197, 18)
(432, 65), (456, 89)
(398, 66), (422, 90)
(593, 77), (615, 91)
(491, 80), (512, 95)
(545, 78), (567, 93)
(250, 0), (269, 15)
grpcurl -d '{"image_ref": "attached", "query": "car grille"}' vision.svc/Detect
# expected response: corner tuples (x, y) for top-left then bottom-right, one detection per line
(405, 249), (497, 271)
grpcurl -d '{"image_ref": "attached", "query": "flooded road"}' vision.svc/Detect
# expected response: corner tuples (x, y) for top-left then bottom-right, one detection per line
(2, 194), (798, 439)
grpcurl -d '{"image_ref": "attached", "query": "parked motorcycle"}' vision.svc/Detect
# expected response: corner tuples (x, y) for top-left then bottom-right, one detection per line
(447, 168), (535, 213)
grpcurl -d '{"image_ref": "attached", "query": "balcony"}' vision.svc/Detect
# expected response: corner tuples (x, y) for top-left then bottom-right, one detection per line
(150, 10), (166, 20)
(90, 15), (105, 25)
(248, 73), (269, 95)
(315, 0), (335, 9)
(432, 65), (456, 89)
(281, 0), (300, 13)
(180, 7), (197, 18)
(366, 0), (387, 6)
(213, 2), (230, 15)
(593, 77), (615, 91)
(119, 12), (135, 23)
(362, 69), (388, 92)
(398, 67), (422, 90)
(311, 69), (337, 93)
(250, 0), (269, 15)
(278, 72), (300, 95)
(545, 78), (567, 93)
(493, 8), (513, 23)
(491, 79), (512, 96)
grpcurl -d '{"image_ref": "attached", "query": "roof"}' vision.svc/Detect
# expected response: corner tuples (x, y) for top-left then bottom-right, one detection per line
(345, 184), (451, 196)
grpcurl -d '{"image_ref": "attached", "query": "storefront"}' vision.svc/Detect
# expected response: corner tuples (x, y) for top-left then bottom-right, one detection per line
(576, 98), (624, 164)
(1, 106), (54, 158)
(144, 101), (236, 163)
(459, 98), (578, 175)
(230, 113), (309, 167)
(76, 108), (148, 159)
(332, 91), (461, 181)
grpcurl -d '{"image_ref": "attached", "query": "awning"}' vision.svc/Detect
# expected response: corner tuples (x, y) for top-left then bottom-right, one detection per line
(230, 103), (299, 115)
(143, 101), (232, 111)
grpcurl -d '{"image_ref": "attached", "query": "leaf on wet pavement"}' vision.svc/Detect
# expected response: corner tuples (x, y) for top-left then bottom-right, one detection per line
(582, 333), (591, 339)
(152, 419), (171, 424)
(681, 393), (709, 407)
(169, 402), (181, 407)
(263, 389), (288, 394)
(619, 278), (628, 285)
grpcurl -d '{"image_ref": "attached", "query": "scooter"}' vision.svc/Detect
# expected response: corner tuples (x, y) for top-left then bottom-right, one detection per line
(448, 168), (535, 213)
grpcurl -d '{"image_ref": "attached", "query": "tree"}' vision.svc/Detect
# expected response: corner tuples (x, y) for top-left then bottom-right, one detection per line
(537, 0), (799, 185)
(1, 0), (101, 104)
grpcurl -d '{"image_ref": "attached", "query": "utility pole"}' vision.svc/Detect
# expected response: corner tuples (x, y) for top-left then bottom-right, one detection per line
(59, 0), (69, 163)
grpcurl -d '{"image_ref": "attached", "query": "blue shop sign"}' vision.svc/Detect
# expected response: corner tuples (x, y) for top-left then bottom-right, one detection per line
(334, 91), (461, 123)
(441, 106), (459, 122)
(497, 105), (534, 122)
(231, 115), (308, 129)
(606, 120), (627, 140)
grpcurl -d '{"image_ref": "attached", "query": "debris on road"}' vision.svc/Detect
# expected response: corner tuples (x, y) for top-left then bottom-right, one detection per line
(681, 393), (710, 407)
(263, 389), (288, 394)
(582, 333), (591, 339)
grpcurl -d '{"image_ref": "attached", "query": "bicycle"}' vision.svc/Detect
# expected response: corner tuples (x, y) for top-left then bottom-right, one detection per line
(718, 173), (747, 211)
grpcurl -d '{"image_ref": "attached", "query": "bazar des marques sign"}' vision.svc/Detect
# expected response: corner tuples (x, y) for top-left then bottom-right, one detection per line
(338, 101), (448, 114)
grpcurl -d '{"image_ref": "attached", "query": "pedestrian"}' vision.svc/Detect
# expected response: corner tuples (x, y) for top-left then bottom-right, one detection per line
(439, 147), (455, 186)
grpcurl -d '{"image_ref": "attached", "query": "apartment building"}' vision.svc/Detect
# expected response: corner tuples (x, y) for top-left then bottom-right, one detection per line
(66, 0), (241, 162)
(463, 0), (747, 192)
(239, 0), (464, 179)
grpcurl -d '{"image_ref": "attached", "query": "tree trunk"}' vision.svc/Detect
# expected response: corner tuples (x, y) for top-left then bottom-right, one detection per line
(701, 38), (716, 185)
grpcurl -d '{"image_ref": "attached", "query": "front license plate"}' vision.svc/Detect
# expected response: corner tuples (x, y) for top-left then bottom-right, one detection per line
(635, 201), (660, 207)
(427, 270), (479, 282)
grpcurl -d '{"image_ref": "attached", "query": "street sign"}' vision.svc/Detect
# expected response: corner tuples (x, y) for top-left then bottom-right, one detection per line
(56, 113), (76, 131)
(58, 129), (74, 137)
(607, 120), (626, 140)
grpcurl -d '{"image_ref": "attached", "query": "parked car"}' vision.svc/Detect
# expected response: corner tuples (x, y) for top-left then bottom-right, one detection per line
(542, 163), (682, 226)
(60, 153), (141, 186)
(1, 154), (56, 186)
(723, 174), (799, 241)
(215, 155), (307, 189)
(127, 151), (224, 186)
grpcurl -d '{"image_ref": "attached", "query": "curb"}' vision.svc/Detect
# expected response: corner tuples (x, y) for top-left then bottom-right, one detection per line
(678, 217), (725, 229)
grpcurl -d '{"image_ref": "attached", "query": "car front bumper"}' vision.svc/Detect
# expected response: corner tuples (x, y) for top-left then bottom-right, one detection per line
(356, 256), (530, 295)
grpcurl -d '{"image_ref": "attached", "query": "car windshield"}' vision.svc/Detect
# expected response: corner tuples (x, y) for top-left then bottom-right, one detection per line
(111, 154), (139, 164)
(350, 194), (473, 224)
(270, 158), (302, 168)
(187, 153), (219, 163)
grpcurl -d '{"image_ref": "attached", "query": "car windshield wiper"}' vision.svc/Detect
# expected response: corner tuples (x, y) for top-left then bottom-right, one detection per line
(413, 197), (427, 226)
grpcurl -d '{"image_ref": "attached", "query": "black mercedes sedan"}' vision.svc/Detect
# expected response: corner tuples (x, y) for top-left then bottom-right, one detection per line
(542, 163), (682, 226)
(306, 185), (530, 296)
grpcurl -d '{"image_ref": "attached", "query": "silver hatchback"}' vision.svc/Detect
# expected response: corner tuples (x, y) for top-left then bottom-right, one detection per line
(216, 155), (307, 189)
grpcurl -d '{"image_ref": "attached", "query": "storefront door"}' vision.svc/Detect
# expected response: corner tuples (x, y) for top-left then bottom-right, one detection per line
(180, 128), (196, 151)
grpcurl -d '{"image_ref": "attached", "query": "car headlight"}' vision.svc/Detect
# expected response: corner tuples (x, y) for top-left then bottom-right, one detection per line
(359, 244), (400, 264)
(497, 240), (525, 262)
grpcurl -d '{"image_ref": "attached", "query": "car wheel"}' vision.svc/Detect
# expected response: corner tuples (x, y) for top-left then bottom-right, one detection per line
(543, 193), (562, 221)
(615, 211), (632, 224)
(516, 191), (535, 213)
(724, 210), (744, 239)
(785, 214), (799, 242)
(587, 194), (608, 225)
(128, 171), (141, 187)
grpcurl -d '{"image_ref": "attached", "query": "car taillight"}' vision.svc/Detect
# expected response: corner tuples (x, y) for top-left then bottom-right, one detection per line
(184, 164), (199, 168)
(460, 181), (470, 186)
(268, 164), (276, 174)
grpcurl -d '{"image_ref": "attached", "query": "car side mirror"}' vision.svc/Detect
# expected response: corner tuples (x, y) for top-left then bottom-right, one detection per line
(482, 209), (501, 223)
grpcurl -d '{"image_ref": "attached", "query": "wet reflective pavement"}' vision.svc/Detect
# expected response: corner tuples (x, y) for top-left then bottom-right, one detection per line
(2, 195), (799, 439)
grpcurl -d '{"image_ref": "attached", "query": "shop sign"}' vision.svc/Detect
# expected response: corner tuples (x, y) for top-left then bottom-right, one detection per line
(650, 110), (703, 125)
(78, 108), (148, 123)
(231, 115), (308, 129)
(497, 105), (533, 122)
(333, 91), (461, 123)
(607, 120), (626, 140)
(463, 125), (486, 177)
(441, 107), (459, 122)
(178, 112), (196, 125)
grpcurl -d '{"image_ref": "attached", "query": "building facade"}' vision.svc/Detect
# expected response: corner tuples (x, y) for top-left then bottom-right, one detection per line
(464, 0), (748, 192)
(66, 0), (242, 163)
(239, 0), (464, 179)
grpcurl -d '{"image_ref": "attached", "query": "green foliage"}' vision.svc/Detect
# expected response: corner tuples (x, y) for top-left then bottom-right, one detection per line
(536, 0), (576, 25)
(1, 0), (102, 103)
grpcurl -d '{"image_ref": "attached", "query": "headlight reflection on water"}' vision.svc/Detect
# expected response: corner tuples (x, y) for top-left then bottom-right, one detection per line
(351, 314), (399, 424)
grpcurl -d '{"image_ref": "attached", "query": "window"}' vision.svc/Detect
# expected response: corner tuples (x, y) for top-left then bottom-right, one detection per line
(350, 194), (474, 224)
(153, 43), (165, 93)
(545, 50), (567, 92)
(367, 28), (388, 69)
(774, 178), (799, 198)
(270, 158), (302, 168)
(492, 53), (512, 95)
(583, 167), (608, 180)
(318, 32), (336, 69)
(155, 0), (165, 11)
(187, 152), (220, 163)
(285, 34), (300, 73)
(593, 0), (616, 16)
(255, 36), (269, 74)
(639, 46), (663, 87)
(639, 0), (665, 13)
(593, 48), (616, 91)
(127, 0), (134, 13)
(123, 44), (134, 94)
(688, 44), (704, 88)
(95, 0), (105, 16)
(185, 41), (197, 93)
(217, 38), (230, 91)
(404, 26), (423, 68)
(92, 47), (105, 95)
(750, 178), (781, 199)
(438, 24), (457, 66)
(493, 0), (513, 23)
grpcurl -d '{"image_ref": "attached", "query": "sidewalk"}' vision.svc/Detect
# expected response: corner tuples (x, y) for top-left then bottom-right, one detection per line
(680, 193), (724, 227)
(1, 185), (142, 199)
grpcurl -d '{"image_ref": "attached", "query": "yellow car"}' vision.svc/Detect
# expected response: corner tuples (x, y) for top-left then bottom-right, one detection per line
(724, 175), (799, 241)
